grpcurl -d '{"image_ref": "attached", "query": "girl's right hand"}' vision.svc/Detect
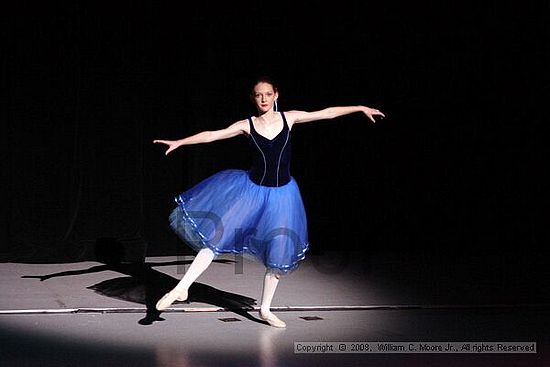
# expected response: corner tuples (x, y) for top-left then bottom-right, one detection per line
(153, 140), (179, 155)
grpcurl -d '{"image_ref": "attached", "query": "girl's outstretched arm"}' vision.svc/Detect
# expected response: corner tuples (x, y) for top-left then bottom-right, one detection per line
(153, 119), (249, 155)
(286, 105), (385, 128)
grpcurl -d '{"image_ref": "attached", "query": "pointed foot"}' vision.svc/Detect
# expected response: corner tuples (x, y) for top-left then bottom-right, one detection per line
(156, 289), (188, 311)
(259, 310), (286, 328)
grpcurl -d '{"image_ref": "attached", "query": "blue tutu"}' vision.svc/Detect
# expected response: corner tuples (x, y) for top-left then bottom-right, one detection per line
(169, 169), (309, 275)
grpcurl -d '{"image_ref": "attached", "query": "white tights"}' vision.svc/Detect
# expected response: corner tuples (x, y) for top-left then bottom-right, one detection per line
(155, 248), (286, 327)
(259, 271), (286, 327)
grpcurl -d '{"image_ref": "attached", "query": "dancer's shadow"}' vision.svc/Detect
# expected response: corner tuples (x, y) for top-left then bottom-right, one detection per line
(22, 237), (262, 325)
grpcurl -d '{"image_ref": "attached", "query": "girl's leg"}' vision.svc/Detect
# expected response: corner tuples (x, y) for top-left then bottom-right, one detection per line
(156, 248), (215, 311)
(259, 270), (286, 328)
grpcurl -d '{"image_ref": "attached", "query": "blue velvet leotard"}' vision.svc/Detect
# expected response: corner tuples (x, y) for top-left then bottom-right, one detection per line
(247, 112), (292, 187)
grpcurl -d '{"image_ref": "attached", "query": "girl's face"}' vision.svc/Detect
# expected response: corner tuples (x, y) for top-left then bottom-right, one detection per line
(253, 82), (278, 114)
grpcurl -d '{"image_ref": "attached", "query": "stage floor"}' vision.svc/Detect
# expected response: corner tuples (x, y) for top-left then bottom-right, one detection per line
(1, 251), (548, 366)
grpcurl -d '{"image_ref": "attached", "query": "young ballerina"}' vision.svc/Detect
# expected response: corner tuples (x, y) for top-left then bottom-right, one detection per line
(153, 76), (385, 327)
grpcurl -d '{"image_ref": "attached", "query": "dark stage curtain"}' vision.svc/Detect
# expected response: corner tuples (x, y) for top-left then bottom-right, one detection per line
(2, 0), (547, 289)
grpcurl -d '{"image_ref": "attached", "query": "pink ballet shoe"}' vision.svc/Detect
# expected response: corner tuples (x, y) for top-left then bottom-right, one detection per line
(156, 290), (188, 311)
(259, 310), (286, 328)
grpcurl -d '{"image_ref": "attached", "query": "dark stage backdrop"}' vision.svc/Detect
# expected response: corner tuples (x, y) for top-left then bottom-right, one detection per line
(2, 2), (548, 299)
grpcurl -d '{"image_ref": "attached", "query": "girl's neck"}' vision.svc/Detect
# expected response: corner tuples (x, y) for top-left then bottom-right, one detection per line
(258, 110), (277, 119)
